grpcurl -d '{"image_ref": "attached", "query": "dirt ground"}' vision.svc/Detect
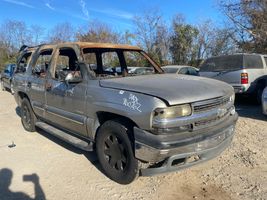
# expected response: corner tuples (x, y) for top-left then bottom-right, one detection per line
(0, 90), (266, 200)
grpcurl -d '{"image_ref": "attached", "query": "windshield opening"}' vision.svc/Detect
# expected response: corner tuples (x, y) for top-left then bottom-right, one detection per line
(82, 48), (159, 78)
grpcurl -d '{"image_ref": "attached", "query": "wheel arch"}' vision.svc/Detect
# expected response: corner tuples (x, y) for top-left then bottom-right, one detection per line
(17, 91), (30, 106)
(256, 79), (267, 88)
(93, 111), (139, 140)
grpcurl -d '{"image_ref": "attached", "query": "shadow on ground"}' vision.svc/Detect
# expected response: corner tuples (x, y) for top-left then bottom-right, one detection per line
(36, 127), (102, 172)
(234, 96), (266, 121)
(15, 107), (101, 174)
(16, 107), (103, 170)
(0, 168), (46, 200)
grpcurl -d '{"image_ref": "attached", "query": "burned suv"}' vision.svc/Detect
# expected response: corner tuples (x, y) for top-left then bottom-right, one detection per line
(13, 42), (238, 184)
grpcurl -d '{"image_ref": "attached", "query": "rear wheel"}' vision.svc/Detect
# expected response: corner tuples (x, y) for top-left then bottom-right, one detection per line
(21, 98), (37, 132)
(256, 87), (264, 105)
(96, 120), (139, 184)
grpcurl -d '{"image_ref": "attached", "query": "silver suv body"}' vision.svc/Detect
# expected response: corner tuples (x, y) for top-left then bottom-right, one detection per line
(199, 54), (267, 102)
(13, 42), (238, 184)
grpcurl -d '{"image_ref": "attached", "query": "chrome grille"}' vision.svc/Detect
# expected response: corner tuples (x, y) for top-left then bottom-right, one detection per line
(193, 96), (231, 113)
(194, 107), (231, 127)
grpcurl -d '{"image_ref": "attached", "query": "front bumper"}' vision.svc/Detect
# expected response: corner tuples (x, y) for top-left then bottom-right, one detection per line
(134, 112), (238, 176)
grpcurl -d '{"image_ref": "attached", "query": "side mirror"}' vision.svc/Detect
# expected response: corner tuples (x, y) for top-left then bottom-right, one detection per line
(65, 72), (82, 84)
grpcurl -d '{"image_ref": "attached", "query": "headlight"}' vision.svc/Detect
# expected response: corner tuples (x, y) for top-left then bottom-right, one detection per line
(153, 104), (192, 121)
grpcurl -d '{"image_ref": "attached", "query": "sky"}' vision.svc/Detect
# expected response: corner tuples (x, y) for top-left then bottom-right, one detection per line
(0, 0), (225, 32)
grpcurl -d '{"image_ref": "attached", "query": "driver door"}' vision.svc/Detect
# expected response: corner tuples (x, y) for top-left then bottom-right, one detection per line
(45, 47), (88, 137)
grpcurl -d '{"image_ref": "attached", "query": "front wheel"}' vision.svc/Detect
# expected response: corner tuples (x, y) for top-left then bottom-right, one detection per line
(21, 98), (37, 132)
(96, 120), (139, 184)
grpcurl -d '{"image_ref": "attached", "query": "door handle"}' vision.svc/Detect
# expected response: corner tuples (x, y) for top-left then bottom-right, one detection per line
(45, 83), (52, 91)
(27, 82), (31, 88)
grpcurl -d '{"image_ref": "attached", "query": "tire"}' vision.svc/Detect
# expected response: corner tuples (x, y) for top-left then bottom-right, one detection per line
(1, 80), (6, 91)
(20, 98), (37, 132)
(256, 87), (264, 105)
(96, 120), (139, 184)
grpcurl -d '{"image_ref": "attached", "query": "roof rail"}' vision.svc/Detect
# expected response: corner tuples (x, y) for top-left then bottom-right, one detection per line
(19, 43), (47, 52)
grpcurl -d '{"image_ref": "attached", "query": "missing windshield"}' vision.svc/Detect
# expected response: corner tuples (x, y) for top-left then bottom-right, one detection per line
(82, 48), (156, 78)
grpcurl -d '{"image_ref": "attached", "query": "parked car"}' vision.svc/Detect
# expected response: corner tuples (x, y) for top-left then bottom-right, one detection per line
(106, 66), (154, 75)
(199, 54), (267, 103)
(1, 63), (16, 93)
(13, 42), (238, 184)
(162, 65), (199, 76)
(262, 86), (267, 115)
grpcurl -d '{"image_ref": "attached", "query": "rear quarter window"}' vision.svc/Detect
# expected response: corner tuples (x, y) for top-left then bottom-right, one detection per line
(244, 55), (263, 69)
(200, 55), (243, 72)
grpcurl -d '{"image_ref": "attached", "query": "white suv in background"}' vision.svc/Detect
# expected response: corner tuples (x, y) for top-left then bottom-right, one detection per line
(199, 54), (267, 103)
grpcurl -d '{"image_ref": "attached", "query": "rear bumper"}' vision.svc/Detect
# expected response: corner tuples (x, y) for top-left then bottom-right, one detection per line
(232, 84), (250, 94)
(232, 83), (258, 95)
(134, 113), (238, 176)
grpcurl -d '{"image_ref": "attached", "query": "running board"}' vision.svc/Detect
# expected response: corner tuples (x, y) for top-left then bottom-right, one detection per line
(35, 122), (93, 151)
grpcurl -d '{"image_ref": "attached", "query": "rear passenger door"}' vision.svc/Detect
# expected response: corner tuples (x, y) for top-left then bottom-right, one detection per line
(45, 47), (88, 137)
(28, 48), (54, 119)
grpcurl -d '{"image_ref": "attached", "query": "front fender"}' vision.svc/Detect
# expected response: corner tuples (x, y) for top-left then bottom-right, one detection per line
(86, 86), (167, 139)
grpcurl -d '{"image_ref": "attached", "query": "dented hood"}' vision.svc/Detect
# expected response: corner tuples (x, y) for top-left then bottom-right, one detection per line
(99, 74), (233, 105)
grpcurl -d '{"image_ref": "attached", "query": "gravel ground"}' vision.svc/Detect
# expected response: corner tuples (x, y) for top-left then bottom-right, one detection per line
(0, 90), (266, 200)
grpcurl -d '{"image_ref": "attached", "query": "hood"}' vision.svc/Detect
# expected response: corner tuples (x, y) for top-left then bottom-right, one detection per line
(99, 74), (234, 105)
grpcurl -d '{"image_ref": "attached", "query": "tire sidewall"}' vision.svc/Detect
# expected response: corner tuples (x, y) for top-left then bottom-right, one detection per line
(256, 87), (264, 104)
(21, 98), (36, 132)
(96, 120), (139, 184)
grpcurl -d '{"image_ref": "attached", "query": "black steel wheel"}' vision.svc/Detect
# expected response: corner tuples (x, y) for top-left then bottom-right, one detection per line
(21, 98), (36, 132)
(103, 134), (128, 171)
(96, 120), (139, 184)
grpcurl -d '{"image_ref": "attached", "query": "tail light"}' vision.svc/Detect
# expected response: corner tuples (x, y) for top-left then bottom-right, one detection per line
(241, 73), (248, 84)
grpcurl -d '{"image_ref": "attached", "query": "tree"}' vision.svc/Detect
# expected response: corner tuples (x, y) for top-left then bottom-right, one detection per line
(196, 20), (237, 62)
(76, 21), (120, 43)
(0, 20), (29, 53)
(220, 0), (267, 53)
(29, 25), (45, 45)
(169, 15), (199, 65)
(133, 9), (170, 65)
(0, 20), (31, 69)
(47, 22), (75, 43)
